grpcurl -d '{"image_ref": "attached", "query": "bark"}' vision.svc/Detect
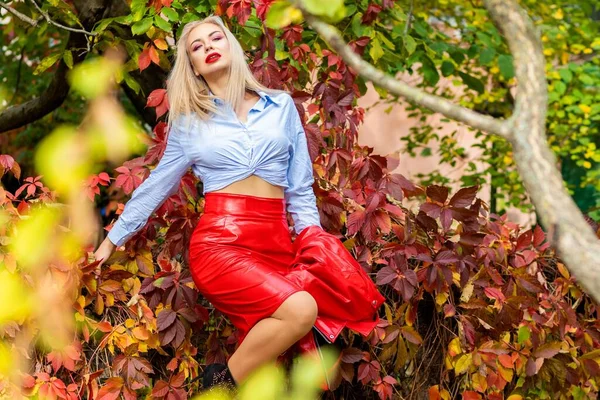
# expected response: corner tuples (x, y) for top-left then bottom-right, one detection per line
(0, 0), (162, 133)
(0, 0), (111, 133)
(294, 0), (600, 302)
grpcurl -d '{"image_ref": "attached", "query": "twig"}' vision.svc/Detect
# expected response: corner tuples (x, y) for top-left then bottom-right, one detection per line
(0, 1), (41, 26)
(28, 0), (97, 39)
(404, 0), (414, 36)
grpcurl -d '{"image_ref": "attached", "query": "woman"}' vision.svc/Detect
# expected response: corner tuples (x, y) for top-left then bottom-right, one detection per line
(94, 15), (384, 392)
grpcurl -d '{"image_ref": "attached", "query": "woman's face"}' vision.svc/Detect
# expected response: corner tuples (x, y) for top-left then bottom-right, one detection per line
(186, 23), (230, 79)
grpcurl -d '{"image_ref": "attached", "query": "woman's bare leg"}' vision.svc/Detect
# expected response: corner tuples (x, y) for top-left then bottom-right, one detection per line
(226, 291), (318, 383)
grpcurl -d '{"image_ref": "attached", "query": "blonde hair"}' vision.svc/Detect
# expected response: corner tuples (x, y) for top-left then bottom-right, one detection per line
(166, 15), (284, 132)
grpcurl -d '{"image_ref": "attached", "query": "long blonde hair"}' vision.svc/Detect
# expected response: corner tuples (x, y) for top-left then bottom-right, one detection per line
(166, 15), (284, 131)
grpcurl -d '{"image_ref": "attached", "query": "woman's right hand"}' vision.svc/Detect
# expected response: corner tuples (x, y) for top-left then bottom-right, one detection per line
(93, 237), (117, 268)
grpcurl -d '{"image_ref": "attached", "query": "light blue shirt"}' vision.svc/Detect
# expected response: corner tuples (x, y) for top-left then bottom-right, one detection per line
(107, 90), (322, 246)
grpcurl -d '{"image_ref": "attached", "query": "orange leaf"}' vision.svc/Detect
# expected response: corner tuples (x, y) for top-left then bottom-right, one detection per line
(149, 46), (160, 65)
(498, 354), (513, 368)
(154, 38), (169, 50)
(463, 391), (482, 400)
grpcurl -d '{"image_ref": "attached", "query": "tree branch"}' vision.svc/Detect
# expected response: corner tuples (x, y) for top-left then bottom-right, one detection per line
(484, 0), (600, 300)
(0, 0), (114, 133)
(0, 2), (41, 26)
(294, 0), (600, 302)
(290, 0), (511, 138)
(28, 0), (97, 37)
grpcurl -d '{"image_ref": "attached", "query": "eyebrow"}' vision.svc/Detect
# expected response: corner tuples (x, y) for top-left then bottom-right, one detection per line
(190, 31), (221, 47)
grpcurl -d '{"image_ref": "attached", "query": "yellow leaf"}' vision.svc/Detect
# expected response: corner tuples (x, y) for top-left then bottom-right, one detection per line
(125, 319), (135, 329)
(498, 364), (514, 382)
(454, 353), (472, 375)
(384, 302), (393, 324)
(552, 9), (564, 19)
(557, 262), (570, 279)
(579, 104), (592, 114)
(436, 292), (448, 306)
(448, 337), (462, 357)
(507, 395), (523, 400)
(472, 372), (487, 392)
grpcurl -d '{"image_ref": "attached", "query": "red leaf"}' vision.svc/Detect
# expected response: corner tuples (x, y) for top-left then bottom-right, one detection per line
(484, 287), (506, 302)
(157, 308), (177, 331)
(525, 357), (544, 376)
(449, 186), (478, 208)
(138, 47), (151, 71)
(341, 347), (363, 363)
(147, 88), (167, 108)
(426, 185), (449, 203)
(151, 380), (169, 397)
(420, 202), (441, 219)
(516, 230), (533, 251)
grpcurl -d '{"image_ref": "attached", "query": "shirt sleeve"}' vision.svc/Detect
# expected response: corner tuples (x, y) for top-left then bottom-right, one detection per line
(107, 127), (193, 247)
(284, 97), (322, 235)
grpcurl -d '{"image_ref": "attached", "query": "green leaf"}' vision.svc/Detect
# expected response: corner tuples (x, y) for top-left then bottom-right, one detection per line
(449, 48), (465, 64)
(458, 71), (484, 94)
(93, 17), (115, 33)
(62, 50), (73, 69)
(404, 35), (417, 55)
(302, 0), (345, 22)
(131, 17), (153, 36)
(123, 73), (141, 95)
(479, 47), (496, 65)
(265, 1), (302, 29)
(559, 68), (573, 83)
(130, 0), (147, 22)
(33, 52), (63, 75)
(154, 15), (172, 32)
(181, 12), (200, 24)
(498, 54), (515, 80)
(429, 42), (448, 54)
(441, 61), (455, 77)
(378, 33), (395, 51)
(554, 81), (567, 96)
(476, 32), (493, 48)
(162, 7), (179, 22)
(517, 326), (530, 344)
(369, 38), (384, 63)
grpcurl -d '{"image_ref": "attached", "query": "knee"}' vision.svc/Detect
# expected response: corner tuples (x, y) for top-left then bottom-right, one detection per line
(280, 291), (318, 330)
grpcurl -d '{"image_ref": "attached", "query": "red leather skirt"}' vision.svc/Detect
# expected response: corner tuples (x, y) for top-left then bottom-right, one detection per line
(188, 192), (385, 347)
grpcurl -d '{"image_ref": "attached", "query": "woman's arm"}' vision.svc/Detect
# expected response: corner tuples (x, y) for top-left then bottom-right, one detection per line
(107, 126), (193, 246)
(284, 97), (322, 235)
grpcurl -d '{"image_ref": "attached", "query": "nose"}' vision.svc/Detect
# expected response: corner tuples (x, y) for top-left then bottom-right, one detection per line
(204, 43), (213, 53)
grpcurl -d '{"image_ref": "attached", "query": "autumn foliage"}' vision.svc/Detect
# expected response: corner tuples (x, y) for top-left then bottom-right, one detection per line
(2, 1), (600, 400)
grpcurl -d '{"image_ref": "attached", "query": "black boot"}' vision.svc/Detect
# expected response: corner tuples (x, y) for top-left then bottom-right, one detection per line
(202, 363), (237, 392)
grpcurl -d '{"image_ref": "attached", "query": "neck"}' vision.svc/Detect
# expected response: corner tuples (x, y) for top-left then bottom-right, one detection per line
(205, 72), (229, 99)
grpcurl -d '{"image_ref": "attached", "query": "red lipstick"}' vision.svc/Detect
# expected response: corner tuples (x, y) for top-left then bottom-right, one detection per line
(205, 52), (221, 64)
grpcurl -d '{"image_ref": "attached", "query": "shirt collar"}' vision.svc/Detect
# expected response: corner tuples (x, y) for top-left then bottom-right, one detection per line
(208, 89), (280, 109)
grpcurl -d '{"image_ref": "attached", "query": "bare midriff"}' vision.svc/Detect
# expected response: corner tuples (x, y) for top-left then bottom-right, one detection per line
(211, 174), (285, 199)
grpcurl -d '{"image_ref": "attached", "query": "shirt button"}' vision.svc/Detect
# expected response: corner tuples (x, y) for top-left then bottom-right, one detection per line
(329, 334), (334, 339)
